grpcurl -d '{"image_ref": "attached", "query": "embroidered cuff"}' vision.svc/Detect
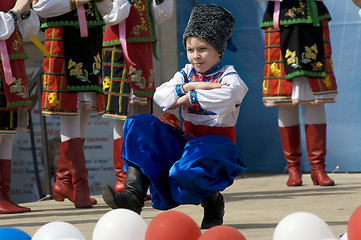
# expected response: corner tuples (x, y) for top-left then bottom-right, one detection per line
(175, 84), (185, 96)
(7, 9), (18, 22)
(154, 0), (165, 5)
(189, 90), (198, 105)
(20, 10), (31, 21)
(70, 0), (78, 10)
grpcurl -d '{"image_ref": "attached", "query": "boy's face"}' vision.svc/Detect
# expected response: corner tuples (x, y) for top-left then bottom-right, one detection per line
(186, 36), (221, 74)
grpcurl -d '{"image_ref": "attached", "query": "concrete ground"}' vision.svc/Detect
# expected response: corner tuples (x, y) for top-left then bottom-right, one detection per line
(0, 172), (360, 239)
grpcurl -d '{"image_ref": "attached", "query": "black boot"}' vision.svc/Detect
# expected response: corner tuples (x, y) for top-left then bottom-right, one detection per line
(201, 192), (225, 229)
(101, 165), (150, 214)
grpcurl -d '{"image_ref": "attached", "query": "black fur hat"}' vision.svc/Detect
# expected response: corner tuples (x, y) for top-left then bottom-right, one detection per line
(183, 4), (235, 55)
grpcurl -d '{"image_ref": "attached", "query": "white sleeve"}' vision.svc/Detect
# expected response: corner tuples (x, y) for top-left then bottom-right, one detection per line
(97, 0), (131, 26)
(154, 70), (185, 111)
(195, 75), (248, 115)
(32, 0), (73, 18)
(17, 10), (40, 39)
(0, 12), (15, 40)
(151, 0), (174, 25)
(95, 0), (113, 17)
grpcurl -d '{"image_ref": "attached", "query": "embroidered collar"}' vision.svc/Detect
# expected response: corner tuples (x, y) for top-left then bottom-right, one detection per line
(195, 62), (223, 76)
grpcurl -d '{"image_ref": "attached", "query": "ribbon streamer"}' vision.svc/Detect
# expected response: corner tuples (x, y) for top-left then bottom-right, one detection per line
(77, 5), (88, 38)
(273, 2), (280, 30)
(0, 40), (13, 85)
(119, 21), (135, 66)
(28, 36), (51, 58)
(309, 0), (320, 27)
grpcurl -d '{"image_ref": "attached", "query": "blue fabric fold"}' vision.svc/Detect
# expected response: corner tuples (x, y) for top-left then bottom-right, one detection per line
(121, 113), (246, 210)
(169, 135), (246, 205)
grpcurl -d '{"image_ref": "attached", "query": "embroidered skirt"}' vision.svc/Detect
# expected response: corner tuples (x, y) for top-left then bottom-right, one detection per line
(262, 20), (337, 106)
(102, 45), (131, 119)
(0, 58), (30, 133)
(102, 44), (152, 120)
(41, 26), (105, 116)
(121, 113), (246, 210)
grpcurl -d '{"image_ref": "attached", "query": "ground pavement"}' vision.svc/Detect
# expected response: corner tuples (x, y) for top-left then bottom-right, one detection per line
(0, 173), (360, 239)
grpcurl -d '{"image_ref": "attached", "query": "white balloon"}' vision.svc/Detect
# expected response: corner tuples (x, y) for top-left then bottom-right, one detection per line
(273, 212), (338, 240)
(32, 221), (85, 240)
(340, 232), (348, 240)
(93, 209), (148, 240)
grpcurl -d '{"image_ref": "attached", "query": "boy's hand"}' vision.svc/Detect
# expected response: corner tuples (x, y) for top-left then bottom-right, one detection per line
(169, 94), (192, 110)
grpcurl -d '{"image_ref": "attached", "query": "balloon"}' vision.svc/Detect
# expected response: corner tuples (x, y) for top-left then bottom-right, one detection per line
(340, 232), (348, 240)
(273, 212), (337, 240)
(145, 210), (201, 240)
(347, 205), (361, 240)
(93, 208), (147, 240)
(0, 227), (31, 240)
(32, 221), (85, 240)
(198, 225), (247, 240)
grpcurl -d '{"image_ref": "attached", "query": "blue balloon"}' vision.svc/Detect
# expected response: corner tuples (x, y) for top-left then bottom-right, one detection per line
(0, 227), (31, 240)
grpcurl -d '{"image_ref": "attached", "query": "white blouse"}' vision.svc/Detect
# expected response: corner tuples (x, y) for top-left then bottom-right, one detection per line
(154, 64), (248, 127)
(32, 0), (173, 26)
(0, 9), (40, 40)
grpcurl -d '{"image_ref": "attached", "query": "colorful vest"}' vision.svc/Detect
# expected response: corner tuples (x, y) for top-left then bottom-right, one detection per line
(41, 2), (104, 29)
(103, 0), (157, 47)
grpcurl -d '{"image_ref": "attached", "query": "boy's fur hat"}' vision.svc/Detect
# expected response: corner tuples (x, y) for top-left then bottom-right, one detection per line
(183, 4), (235, 55)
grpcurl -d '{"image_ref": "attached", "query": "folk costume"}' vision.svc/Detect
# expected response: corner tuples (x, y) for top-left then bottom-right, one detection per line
(0, 0), (39, 213)
(33, 0), (116, 208)
(101, 0), (173, 193)
(259, 0), (337, 186)
(101, 4), (248, 229)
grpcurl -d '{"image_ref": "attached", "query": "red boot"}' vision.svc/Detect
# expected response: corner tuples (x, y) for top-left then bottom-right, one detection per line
(305, 124), (335, 186)
(113, 138), (126, 193)
(67, 138), (94, 208)
(53, 140), (75, 202)
(0, 160), (27, 213)
(53, 138), (97, 207)
(279, 125), (303, 186)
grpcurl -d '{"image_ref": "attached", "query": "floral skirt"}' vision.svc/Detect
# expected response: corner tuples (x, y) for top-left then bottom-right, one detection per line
(41, 26), (105, 116)
(262, 20), (337, 107)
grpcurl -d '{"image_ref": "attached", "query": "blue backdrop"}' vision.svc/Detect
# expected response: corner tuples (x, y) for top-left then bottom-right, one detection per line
(176, 0), (361, 173)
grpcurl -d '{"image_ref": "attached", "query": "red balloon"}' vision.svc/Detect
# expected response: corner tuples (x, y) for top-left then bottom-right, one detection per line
(348, 205), (361, 240)
(198, 225), (247, 240)
(145, 210), (201, 240)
